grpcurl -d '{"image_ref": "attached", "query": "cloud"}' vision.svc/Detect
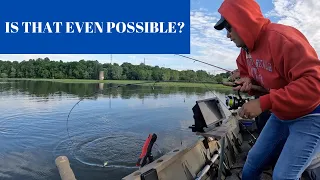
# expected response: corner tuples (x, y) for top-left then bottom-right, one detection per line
(266, 0), (320, 54)
(187, 0), (320, 73)
(188, 9), (240, 72)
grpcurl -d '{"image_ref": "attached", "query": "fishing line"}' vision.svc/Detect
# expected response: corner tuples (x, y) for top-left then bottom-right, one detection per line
(66, 81), (160, 156)
(175, 54), (238, 148)
(200, 81), (257, 134)
(175, 53), (241, 113)
(175, 54), (260, 115)
(200, 82), (234, 114)
(65, 80), (191, 168)
(64, 66), (236, 169)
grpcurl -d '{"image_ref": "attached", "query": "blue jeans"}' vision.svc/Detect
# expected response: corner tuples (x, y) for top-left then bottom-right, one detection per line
(242, 113), (320, 180)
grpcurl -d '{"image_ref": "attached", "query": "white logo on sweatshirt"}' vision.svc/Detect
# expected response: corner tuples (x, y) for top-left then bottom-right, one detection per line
(245, 53), (273, 87)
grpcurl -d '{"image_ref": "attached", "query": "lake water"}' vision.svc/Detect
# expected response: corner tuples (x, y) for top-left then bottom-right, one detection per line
(0, 79), (237, 180)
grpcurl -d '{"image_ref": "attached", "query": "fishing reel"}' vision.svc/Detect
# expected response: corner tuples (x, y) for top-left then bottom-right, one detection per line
(225, 90), (250, 110)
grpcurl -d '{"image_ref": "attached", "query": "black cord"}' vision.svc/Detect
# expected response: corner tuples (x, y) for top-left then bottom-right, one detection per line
(237, 169), (242, 180)
(224, 151), (230, 167)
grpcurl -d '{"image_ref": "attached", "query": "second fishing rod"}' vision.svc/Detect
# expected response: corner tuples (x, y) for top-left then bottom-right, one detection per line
(174, 54), (233, 72)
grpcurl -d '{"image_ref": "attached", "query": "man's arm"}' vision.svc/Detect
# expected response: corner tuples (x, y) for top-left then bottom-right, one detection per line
(235, 51), (267, 96)
(259, 32), (320, 118)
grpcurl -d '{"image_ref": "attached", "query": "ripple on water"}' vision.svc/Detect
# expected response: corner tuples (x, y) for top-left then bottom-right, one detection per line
(53, 132), (162, 169)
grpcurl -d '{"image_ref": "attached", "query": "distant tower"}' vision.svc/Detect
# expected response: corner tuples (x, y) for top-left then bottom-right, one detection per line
(99, 71), (104, 80)
(111, 54), (112, 64)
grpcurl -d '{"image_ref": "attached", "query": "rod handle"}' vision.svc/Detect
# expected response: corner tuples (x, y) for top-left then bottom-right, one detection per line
(222, 82), (269, 93)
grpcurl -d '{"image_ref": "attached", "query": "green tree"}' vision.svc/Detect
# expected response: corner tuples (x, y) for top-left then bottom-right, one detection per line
(0, 57), (224, 84)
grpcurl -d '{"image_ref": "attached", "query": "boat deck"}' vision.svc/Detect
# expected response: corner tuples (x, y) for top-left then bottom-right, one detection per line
(225, 132), (273, 180)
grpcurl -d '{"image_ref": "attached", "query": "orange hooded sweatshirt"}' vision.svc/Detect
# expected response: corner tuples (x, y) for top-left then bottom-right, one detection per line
(218, 0), (320, 120)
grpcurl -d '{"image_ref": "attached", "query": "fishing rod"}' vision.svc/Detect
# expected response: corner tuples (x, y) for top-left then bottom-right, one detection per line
(175, 54), (233, 72)
(175, 54), (269, 93)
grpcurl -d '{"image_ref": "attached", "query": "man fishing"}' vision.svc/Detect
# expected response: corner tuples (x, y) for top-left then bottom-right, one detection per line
(214, 0), (320, 179)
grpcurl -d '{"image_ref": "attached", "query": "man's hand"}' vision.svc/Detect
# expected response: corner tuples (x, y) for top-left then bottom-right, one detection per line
(233, 77), (252, 92)
(238, 99), (262, 119)
(229, 69), (240, 81)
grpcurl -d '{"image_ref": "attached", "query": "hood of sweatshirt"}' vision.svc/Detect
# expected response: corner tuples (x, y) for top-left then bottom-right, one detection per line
(217, 0), (271, 51)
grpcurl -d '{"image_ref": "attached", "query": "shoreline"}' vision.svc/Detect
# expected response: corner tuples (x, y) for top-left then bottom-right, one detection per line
(0, 78), (231, 88)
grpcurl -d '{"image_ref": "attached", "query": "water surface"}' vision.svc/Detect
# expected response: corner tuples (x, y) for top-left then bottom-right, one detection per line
(0, 80), (237, 180)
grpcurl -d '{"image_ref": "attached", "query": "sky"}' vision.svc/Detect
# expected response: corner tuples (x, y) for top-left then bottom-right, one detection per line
(1, 0), (319, 75)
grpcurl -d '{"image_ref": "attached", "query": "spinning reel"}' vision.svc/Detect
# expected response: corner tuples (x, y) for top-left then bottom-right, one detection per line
(225, 86), (257, 147)
(225, 90), (250, 110)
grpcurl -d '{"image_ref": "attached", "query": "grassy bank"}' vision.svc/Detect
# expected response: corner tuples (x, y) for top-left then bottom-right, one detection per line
(0, 78), (232, 89)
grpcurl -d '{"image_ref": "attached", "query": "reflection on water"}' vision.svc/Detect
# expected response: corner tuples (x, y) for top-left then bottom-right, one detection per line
(0, 80), (235, 99)
(0, 79), (239, 180)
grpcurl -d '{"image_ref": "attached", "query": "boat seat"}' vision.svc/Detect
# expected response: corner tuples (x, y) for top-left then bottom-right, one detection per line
(307, 153), (320, 170)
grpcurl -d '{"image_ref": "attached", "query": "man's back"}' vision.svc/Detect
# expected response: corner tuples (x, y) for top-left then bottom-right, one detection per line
(214, 1), (320, 179)
(235, 20), (320, 120)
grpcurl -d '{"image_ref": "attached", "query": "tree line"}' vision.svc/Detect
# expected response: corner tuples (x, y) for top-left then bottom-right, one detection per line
(0, 58), (231, 83)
